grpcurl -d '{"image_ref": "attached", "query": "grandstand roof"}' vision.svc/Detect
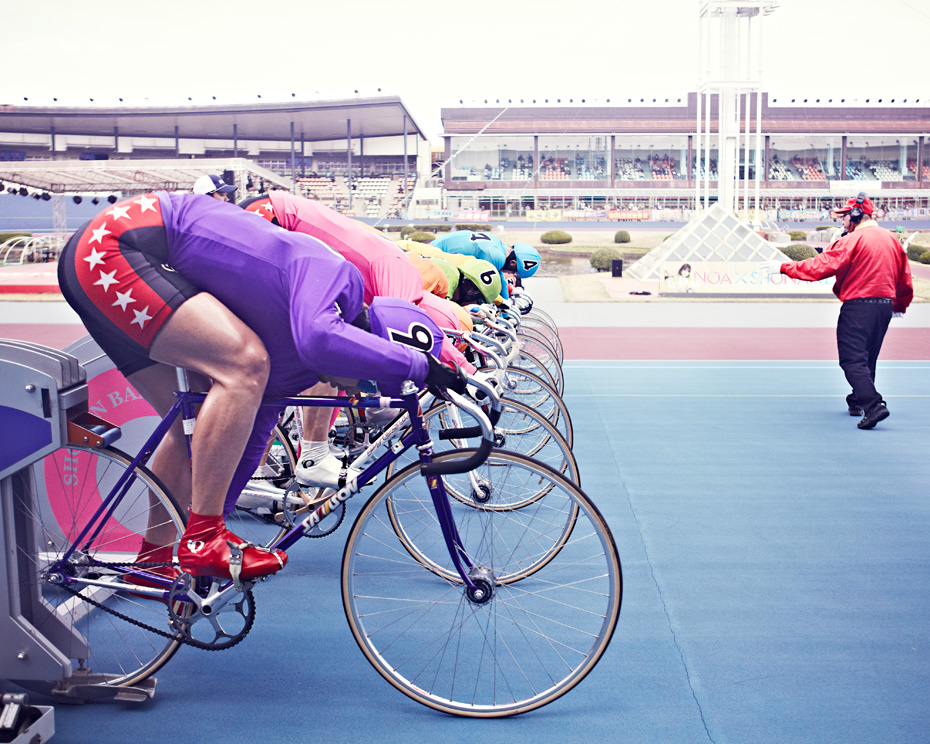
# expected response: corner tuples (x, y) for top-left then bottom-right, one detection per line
(440, 93), (930, 136)
(0, 158), (291, 195)
(0, 96), (427, 143)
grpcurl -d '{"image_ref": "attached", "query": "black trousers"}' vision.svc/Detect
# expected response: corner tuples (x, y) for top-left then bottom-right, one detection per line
(836, 298), (893, 414)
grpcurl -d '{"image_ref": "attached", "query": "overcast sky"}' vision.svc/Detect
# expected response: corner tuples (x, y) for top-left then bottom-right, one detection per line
(3, 0), (929, 141)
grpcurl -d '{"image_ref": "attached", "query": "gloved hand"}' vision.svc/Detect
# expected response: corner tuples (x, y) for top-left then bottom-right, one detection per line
(892, 312), (905, 319)
(424, 353), (467, 397)
(465, 368), (500, 404)
(760, 261), (783, 277)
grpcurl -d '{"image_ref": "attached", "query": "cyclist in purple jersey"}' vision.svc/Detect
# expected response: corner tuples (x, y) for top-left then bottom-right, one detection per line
(58, 191), (461, 583)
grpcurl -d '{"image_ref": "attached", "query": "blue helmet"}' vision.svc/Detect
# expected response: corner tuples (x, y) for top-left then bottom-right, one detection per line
(510, 243), (541, 278)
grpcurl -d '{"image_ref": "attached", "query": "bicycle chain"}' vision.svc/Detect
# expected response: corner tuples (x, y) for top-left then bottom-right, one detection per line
(58, 560), (255, 651)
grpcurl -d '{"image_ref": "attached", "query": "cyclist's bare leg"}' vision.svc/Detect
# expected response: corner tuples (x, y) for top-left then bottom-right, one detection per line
(145, 292), (270, 517)
(300, 381), (339, 444)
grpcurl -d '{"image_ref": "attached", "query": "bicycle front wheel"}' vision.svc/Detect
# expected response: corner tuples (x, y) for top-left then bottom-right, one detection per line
(14, 445), (187, 690)
(342, 451), (622, 717)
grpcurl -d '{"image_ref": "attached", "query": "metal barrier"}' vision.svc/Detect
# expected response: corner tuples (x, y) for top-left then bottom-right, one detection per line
(0, 236), (62, 266)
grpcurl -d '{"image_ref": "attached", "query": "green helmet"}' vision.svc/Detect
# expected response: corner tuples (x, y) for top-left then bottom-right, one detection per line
(458, 257), (502, 304)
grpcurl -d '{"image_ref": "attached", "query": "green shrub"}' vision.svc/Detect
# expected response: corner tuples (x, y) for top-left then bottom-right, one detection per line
(590, 247), (623, 272)
(414, 224), (452, 233)
(541, 230), (572, 245)
(406, 230), (436, 244)
(789, 230), (807, 241)
(906, 243), (926, 261)
(919, 250), (930, 265)
(781, 244), (818, 261)
(613, 230), (631, 243)
(0, 232), (31, 243)
(384, 225), (404, 232)
(455, 224), (493, 232)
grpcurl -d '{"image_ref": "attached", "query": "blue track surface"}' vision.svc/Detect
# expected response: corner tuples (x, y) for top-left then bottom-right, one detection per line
(36, 359), (930, 743)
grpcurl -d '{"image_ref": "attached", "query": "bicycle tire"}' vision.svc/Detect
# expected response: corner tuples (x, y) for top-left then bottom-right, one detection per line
(386, 398), (579, 487)
(384, 448), (578, 580)
(481, 366), (573, 447)
(14, 445), (187, 690)
(342, 450), (622, 717)
(520, 313), (562, 347)
(512, 348), (563, 396)
(518, 325), (564, 366)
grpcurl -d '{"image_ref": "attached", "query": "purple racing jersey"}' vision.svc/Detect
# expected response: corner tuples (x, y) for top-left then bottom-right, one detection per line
(157, 192), (428, 395)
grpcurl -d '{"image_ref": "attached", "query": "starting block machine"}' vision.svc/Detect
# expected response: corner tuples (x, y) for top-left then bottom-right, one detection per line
(0, 340), (153, 723)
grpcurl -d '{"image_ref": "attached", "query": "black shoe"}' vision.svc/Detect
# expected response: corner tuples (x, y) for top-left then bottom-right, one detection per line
(857, 404), (889, 430)
(848, 404), (864, 417)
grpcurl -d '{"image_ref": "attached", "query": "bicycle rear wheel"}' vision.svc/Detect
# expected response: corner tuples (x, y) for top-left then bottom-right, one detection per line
(14, 445), (187, 690)
(342, 451), (622, 717)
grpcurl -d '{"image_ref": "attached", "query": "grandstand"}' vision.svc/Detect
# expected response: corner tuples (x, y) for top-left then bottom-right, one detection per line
(1, 92), (929, 225)
(436, 93), (930, 218)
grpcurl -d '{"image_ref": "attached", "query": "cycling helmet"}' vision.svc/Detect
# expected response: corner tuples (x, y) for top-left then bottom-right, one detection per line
(431, 256), (460, 298)
(510, 243), (541, 278)
(457, 257), (502, 305)
(432, 230), (507, 270)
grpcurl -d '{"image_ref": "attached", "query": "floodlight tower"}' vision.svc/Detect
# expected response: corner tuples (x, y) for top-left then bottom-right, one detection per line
(696, 1), (778, 225)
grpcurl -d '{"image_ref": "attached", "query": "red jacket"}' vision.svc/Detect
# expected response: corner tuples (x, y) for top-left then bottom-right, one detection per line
(781, 221), (914, 313)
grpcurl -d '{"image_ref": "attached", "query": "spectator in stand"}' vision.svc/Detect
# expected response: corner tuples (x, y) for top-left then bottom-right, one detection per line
(763, 194), (912, 429)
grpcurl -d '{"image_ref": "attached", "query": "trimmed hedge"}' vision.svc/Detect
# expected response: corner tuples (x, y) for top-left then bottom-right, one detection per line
(455, 224), (493, 232)
(0, 232), (31, 243)
(613, 230), (631, 243)
(541, 230), (572, 245)
(781, 244), (818, 261)
(590, 247), (623, 272)
(788, 230), (807, 241)
(906, 243), (927, 261)
(919, 250), (930, 265)
(406, 230), (437, 243)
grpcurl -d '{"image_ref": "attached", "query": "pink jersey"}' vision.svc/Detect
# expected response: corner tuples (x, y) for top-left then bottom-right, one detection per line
(267, 192), (424, 307)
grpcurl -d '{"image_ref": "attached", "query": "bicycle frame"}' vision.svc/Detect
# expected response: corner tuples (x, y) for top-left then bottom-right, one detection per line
(53, 375), (491, 598)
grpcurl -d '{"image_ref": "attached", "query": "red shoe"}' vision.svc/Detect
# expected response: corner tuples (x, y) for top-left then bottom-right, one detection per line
(177, 511), (287, 584)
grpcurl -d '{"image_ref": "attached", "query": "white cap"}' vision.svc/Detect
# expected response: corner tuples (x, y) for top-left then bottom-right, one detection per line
(193, 174), (237, 195)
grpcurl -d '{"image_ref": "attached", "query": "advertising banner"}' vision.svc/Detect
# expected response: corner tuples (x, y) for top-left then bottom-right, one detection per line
(659, 262), (834, 296)
(455, 209), (490, 221)
(607, 209), (650, 221)
(526, 209), (563, 221)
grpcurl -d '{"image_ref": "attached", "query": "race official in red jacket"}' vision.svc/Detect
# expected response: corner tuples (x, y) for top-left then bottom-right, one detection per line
(763, 194), (913, 429)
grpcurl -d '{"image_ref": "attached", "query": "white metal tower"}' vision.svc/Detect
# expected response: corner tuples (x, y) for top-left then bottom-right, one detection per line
(696, 0), (778, 224)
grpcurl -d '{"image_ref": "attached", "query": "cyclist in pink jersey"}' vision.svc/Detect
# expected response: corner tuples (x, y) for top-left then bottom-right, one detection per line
(239, 194), (474, 488)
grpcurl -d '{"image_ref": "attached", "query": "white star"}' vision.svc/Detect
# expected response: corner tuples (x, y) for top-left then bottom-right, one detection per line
(261, 202), (274, 214)
(107, 204), (131, 220)
(131, 306), (152, 328)
(89, 224), (111, 244)
(134, 194), (157, 213)
(112, 288), (136, 311)
(82, 246), (107, 270)
(94, 269), (119, 293)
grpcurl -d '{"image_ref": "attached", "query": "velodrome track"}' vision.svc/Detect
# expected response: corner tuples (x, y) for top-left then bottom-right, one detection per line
(1, 278), (929, 743)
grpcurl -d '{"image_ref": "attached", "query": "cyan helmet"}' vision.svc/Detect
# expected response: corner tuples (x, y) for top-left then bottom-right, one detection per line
(510, 243), (541, 278)
(457, 257), (502, 304)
